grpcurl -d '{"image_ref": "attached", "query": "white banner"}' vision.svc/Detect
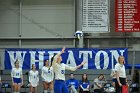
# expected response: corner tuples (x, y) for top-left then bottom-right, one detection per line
(82, 0), (110, 33)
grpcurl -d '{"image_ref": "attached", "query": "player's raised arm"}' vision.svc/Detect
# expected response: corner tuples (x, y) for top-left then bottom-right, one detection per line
(57, 47), (65, 57)
(52, 47), (66, 65)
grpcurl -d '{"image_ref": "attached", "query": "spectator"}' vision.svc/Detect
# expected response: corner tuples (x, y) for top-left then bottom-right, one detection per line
(79, 73), (90, 93)
(66, 73), (78, 93)
(93, 74), (106, 93)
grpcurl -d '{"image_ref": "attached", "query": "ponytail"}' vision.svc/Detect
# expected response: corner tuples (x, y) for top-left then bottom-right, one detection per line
(49, 54), (56, 70)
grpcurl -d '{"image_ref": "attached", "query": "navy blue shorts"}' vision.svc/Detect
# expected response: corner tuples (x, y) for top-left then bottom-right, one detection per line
(13, 78), (21, 84)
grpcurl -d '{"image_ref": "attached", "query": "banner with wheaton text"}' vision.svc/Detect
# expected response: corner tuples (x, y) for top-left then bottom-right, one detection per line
(4, 48), (127, 69)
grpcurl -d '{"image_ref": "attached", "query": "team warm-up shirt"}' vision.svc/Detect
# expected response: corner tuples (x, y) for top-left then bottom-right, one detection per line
(11, 68), (22, 78)
(66, 79), (79, 89)
(29, 70), (39, 87)
(115, 63), (126, 78)
(79, 80), (90, 89)
(52, 55), (77, 80)
(41, 66), (54, 82)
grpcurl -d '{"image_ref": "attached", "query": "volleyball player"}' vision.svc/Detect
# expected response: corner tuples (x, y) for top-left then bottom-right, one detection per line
(52, 47), (86, 93)
(29, 64), (39, 93)
(11, 60), (23, 93)
(41, 60), (54, 93)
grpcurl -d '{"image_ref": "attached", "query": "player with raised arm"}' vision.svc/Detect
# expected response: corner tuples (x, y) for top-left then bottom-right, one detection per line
(52, 47), (86, 93)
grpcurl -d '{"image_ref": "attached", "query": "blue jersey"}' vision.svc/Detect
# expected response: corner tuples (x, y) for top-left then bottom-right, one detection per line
(66, 79), (79, 89)
(79, 80), (90, 89)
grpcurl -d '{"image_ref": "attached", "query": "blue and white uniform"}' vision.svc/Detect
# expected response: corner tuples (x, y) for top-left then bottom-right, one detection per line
(52, 55), (77, 93)
(41, 66), (54, 82)
(11, 68), (22, 84)
(29, 70), (39, 87)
